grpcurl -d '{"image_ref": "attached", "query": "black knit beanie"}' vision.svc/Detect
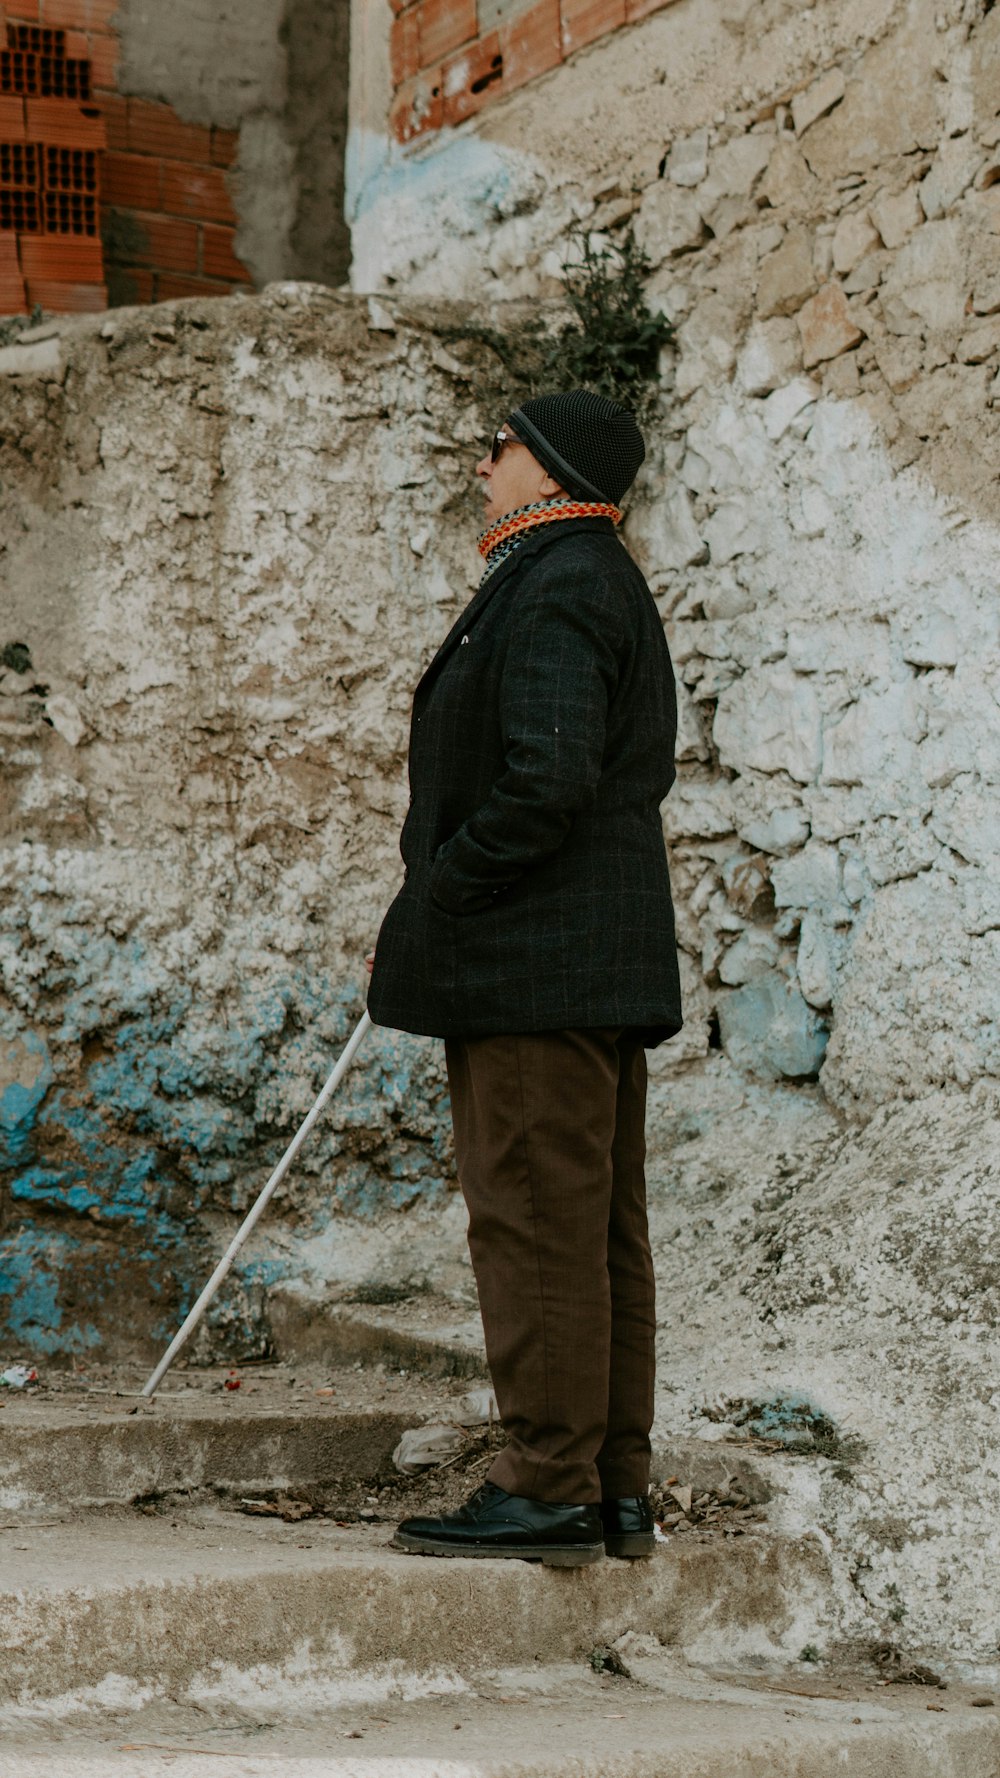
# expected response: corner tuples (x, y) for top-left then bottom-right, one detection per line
(510, 389), (645, 504)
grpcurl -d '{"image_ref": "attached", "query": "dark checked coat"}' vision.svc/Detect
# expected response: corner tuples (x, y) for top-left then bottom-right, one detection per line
(367, 516), (682, 1046)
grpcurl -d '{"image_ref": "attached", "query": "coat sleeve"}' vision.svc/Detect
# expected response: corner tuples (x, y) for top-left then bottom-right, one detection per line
(428, 568), (624, 914)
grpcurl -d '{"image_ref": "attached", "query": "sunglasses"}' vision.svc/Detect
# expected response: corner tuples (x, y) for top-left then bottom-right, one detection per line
(490, 427), (522, 463)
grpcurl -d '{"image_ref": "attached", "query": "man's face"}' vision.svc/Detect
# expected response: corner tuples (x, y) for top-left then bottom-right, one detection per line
(475, 424), (563, 525)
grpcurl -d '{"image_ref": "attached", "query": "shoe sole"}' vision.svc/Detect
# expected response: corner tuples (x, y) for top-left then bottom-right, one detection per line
(391, 1532), (605, 1567)
(603, 1533), (656, 1559)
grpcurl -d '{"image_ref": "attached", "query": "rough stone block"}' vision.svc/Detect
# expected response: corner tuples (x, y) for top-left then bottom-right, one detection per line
(918, 136), (986, 222)
(870, 184), (922, 251)
(797, 283), (863, 369)
(791, 67), (845, 137)
(634, 180), (704, 266)
(703, 498), (760, 564)
(796, 909), (838, 1009)
(717, 969), (828, 1080)
(736, 317), (802, 395)
(799, 20), (941, 181)
(756, 228), (816, 319)
(667, 128), (709, 188)
(738, 806), (810, 857)
(821, 686), (921, 791)
(831, 208), (879, 275)
(761, 376), (820, 440)
(880, 220), (968, 335)
(842, 249), (890, 295)
(700, 130), (773, 208)
(770, 842), (842, 911)
(714, 668), (823, 785)
(625, 481), (705, 573)
(0, 336), (64, 378)
(662, 779), (736, 842)
(758, 141), (818, 213)
(899, 609), (958, 670)
(719, 927), (780, 986)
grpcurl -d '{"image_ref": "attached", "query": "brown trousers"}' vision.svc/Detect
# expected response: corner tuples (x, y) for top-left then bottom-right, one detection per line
(444, 1028), (655, 1505)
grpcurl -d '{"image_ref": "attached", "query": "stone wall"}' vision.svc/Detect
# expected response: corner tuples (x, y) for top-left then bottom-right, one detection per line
(351, 0), (1000, 1120)
(0, 291), (475, 1356)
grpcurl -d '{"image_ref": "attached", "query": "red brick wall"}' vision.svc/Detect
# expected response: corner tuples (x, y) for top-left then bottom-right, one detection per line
(389, 0), (680, 143)
(0, 0), (252, 315)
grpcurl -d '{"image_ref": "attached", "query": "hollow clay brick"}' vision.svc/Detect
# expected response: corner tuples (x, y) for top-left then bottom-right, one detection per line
(391, 7), (420, 84)
(210, 126), (239, 168)
(561, 0), (626, 55)
(0, 95), (26, 139)
(417, 0), (476, 68)
(93, 91), (127, 148)
(127, 99), (212, 165)
(104, 263), (153, 305)
(24, 98), (106, 146)
(102, 151), (161, 211)
(500, 0), (562, 93)
(442, 30), (503, 127)
(390, 69), (444, 142)
(86, 30), (118, 89)
(19, 234), (102, 277)
(161, 161), (235, 225)
(40, 0), (118, 28)
(111, 208), (200, 273)
(25, 276), (106, 310)
(201, 222), (251, 282)
(155, 272), (234, 301)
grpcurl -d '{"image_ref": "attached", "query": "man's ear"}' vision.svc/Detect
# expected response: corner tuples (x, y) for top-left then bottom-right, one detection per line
(537, 471), (568, 499)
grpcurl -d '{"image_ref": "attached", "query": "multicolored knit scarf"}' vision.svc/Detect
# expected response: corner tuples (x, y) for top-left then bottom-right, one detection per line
(477, 497), (622, 585)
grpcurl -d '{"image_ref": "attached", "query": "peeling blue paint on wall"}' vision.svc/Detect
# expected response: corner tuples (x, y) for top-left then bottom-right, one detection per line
(0, 1227), (101, 1355)
(1, 937), (452, 1357)
(0, 1031), (54, 1169)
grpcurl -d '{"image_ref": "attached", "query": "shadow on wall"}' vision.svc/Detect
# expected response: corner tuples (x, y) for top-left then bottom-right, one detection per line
(282, 0), (352, 288)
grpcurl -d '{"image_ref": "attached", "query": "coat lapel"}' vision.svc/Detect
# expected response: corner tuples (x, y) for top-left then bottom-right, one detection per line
(413, 534), (540, 702)
(413, 518), (618, 705)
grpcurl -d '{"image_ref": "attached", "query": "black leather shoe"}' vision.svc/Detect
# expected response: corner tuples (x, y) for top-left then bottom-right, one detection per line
(392, 1482), (604, 1566)
(600, 1495), (656, 1558)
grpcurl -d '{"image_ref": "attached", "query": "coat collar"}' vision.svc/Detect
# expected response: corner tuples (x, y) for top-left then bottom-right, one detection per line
(414, 516), (618, 703)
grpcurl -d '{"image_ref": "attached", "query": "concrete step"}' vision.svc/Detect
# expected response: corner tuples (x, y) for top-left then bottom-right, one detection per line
(0, 1360), (453, 1514)
(2, 1641), (999, 1776)
(268, 1287), (489, 1379)
(0, 1359), (780, 1526)
(0, 1509), (837, 1711)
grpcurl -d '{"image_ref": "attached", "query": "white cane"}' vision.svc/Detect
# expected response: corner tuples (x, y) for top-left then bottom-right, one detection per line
(141, 1009), (373, 1398)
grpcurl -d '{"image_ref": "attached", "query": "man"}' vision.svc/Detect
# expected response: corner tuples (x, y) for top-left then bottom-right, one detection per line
(367, 389), (681, 1566)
